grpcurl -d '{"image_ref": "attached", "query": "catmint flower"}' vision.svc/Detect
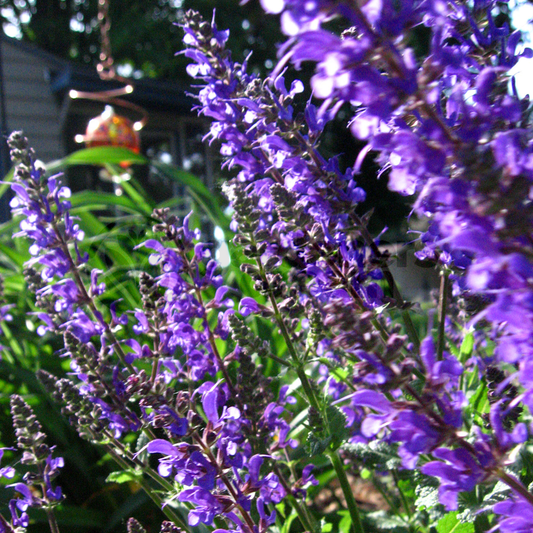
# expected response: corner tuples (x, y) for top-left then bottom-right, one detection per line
(5, 395), (64, 533)
(421, 448), (487, 510)
(493, 496), (533, 532)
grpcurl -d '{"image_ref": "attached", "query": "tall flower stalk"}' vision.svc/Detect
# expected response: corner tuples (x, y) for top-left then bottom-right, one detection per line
(180, 2), (533, 531)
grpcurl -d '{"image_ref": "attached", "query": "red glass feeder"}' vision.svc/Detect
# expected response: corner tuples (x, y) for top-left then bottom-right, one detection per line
(79, 105), (141, 153)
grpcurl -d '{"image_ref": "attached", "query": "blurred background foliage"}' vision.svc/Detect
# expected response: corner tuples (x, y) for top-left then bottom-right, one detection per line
(0, 0), (281, 79)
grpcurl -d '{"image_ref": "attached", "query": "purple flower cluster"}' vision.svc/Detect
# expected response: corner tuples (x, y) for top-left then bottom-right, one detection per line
(264, 0), (533, 359)
(5, 0), (533, 530)
(0, 396), (64, 533)
(6, 132), (322, 533)
(181, 3), (533, 530)
(266, 0), (533, 377)
(181, 10), (386, 319)
(258, 0), (533, 519)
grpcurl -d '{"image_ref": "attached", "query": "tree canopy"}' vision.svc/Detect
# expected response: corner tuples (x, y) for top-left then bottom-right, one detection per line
(0, 0), (282, 79)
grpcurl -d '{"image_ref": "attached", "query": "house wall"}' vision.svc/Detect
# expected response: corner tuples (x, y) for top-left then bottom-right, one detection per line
(1, 39), (64, 163)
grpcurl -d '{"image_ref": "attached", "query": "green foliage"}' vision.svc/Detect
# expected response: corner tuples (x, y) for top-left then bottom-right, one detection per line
(364, 511), (410, 532)
(436, 512), (475, 533)
(0, 138), (520, 533)
(306, 406), (348, 456)
(344, 441), (402, 471)
(459, 332), (474, 363)
(106, 469), (144, 485)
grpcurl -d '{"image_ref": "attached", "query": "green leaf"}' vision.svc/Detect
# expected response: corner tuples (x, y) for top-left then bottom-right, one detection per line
(365, 511), (410, 531)
(325, 405), (348, 450)
(320, 521), (333, 533)
(305, 432), (332, 456)
(436, 512), (475, 533)
(0, 241), (29, 267)
(459, 332), (474, 362)
(279, 508), (299, 533)
(468, 380), (489, 423)
(344, 441), (401, 470)
(360, 468), (372, 480)
(70, 190), (150, 215)
(50, 146), (147, 168)
(338, 510), (352, 533)
(415, 484), (440, 511)
(151, 162), (231, 230)
(106, 468), (143, 485)
(120, 178), (155, 216)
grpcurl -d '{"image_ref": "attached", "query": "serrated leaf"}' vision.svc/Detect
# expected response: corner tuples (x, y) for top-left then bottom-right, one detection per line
(343, 441), (401, 470)
(436, 512), (475, 533)
(325, 405), (348, 449)
(482, 479), (511, 506)
(415, 485), (440, 510)
(305, 432), (332, 456)
(366, 511), (410, 531)
(106, 469), (143, 484)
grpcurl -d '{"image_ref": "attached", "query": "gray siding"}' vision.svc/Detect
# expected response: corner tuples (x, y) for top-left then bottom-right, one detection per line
(2, 40), (64, 162)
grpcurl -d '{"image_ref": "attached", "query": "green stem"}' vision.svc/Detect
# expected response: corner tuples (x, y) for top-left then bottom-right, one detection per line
(105, 444), (191, 532)
(98, 429), (191, 528)
(369, 474), (401, 518)
(392, 470), (411, 519)
(254, 256), (320, 411)
(150, 355), (160, 384)
(53, 221), (136, 374)
(294, 364), (320, 411)
(267, 352), (292, 367)
(401, 309), (420, 352)
(268, 146), (420, 353)
(105, 430), (177, 494)
(41, 498), (60, 533)
(191, 432), (258, 533)
(180, 250), (240, 398)
(349, 214), (420, 352)
(497, 471), (533, 507)
(436, 271), (450, 361)
(36, 451), (60, 533)
(274, 464), (317, 533)
(329, 451), (365, 533)
(371, 317), (391, 346)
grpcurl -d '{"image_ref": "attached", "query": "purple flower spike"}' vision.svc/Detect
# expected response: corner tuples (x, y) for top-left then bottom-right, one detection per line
(421, 448), (485, 510)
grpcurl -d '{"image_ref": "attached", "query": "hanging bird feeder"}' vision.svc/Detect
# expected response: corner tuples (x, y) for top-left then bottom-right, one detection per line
(75, 105), (140, 153)
(71, 0), (148, 151)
